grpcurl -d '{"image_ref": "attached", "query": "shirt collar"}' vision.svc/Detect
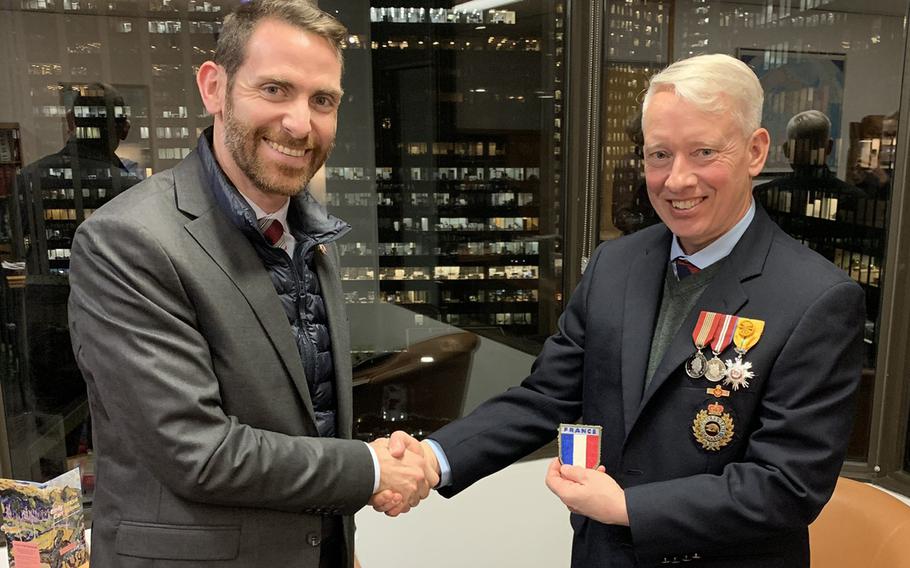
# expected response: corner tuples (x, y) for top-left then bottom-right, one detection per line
(669, 199), (755, 269)
(239, 191), (291, 228)
(196, 127), (351, 244)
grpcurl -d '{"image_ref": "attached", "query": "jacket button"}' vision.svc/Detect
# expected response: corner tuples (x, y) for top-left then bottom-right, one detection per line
(307, 533), (321, 547)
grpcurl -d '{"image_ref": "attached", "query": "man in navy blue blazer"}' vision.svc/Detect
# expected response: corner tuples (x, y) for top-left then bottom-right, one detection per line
(378, 53), (864, 567)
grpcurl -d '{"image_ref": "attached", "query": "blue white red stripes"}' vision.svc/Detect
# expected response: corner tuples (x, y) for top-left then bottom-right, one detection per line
(558, 424), (602, 468)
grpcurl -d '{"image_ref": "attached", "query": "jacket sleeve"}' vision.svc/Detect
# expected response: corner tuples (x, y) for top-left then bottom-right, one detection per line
(430, 245), (606, 496)
(68, 213), (375, 515)
(624, 278), (865, 562)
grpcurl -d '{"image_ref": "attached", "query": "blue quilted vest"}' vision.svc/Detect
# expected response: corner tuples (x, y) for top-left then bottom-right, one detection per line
(197, 129), (350, 437)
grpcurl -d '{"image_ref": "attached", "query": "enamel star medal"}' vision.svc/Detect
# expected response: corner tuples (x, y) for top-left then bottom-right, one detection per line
(692, 400), (735, 451)
(723, 317), (766, 391)
(686, 311), (721, 379)
(704, 314), (739, 382)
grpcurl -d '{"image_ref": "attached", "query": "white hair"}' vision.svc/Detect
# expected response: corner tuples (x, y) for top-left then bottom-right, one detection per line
(642, 53), (764, 136)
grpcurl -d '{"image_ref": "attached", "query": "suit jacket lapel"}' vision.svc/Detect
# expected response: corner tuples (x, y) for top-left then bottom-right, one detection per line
(173, 154), (318, 426)
(315, 245), (354, 440)
(621, 228), (671, 436)
(634, 207), (774, 418)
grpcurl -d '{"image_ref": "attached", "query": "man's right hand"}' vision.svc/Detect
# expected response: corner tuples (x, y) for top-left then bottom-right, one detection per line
(370, 430), (439, 517)
(368, 431), (439, 516)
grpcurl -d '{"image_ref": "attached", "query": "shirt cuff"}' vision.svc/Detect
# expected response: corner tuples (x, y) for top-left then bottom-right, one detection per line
(365, 442), (380, 494)
(424, 438), (452, 489)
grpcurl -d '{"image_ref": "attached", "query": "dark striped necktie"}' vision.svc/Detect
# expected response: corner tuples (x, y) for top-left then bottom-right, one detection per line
(673, 257), (701, 280)
(259, 217), (287, 251)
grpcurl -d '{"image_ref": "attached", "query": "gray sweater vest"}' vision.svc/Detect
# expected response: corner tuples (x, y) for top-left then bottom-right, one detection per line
(644, 260), (725, 390)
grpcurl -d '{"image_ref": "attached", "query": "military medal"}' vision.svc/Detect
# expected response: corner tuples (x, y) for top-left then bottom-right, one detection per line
(723, 317), (765, 391)
(704, 314), (738, 382)
(692, 401), (735, 451)
(686, 311), (721, 379)
(558, 424), (602, 469)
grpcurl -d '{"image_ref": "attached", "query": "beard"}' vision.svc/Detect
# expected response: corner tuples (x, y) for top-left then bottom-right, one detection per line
(222, 97), (331, 197)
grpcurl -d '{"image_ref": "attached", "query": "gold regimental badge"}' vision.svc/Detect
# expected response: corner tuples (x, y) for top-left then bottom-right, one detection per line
(692, 402), (734, 451)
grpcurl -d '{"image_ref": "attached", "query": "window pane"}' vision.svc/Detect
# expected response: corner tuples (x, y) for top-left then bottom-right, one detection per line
(0, 0), (569, 497)
(598, 0), (907, 462)
(327, 0), (567, 441)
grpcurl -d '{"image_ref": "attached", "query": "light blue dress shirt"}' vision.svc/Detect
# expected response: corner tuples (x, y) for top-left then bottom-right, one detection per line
(669, 199), (755, 271)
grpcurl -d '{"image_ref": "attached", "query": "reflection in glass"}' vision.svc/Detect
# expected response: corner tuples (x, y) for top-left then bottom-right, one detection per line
(324, 1), (566, 440)
(597, 0), (907, 462)
(0, 1), (214, 493)
(330, 1), (565, 352)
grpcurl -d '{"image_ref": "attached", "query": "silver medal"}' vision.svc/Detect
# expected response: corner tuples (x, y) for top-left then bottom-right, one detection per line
(723, 355), (754, 390)
(685, 350), (708, 379)
(704, 356), (727, 382)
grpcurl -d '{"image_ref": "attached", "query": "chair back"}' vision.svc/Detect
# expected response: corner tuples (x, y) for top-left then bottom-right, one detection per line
(809, 476), (910, 567)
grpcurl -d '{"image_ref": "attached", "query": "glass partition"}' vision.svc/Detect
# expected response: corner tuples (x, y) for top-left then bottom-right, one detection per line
(0, 0), (569, 498)
(597, 0), (908, 464)
(328, 0), (567, 441)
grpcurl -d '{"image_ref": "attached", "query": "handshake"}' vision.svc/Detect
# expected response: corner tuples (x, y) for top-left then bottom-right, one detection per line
(368, 431), (441, 516)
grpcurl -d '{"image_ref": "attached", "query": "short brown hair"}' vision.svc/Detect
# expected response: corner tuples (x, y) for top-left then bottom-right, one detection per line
(215, 0), (347, 83)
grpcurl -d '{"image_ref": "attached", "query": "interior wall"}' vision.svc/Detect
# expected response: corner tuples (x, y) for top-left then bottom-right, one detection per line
(354, 457), (573, 568)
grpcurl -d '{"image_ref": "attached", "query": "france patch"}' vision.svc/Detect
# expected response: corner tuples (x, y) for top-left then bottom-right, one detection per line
(558, 423), (602, 468)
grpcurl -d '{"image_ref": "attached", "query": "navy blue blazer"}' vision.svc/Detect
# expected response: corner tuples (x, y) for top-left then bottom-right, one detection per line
(431, 206), (864, 567)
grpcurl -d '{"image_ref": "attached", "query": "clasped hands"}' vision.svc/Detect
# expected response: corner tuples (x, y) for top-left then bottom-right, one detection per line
(366, 434), (629, 525)
(368, 431), (440, 517)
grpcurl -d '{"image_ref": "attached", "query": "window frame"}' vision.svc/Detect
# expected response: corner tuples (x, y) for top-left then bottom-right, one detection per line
(847, 13), (910, 495)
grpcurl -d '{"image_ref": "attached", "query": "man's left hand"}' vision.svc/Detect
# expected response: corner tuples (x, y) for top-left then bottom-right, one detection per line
(545, 458), (629, 526)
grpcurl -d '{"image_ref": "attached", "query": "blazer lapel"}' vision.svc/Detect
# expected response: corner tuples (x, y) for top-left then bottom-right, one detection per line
(636, 207), (774, 416)
(315, 245), (354, 440)
(173, 154), (318, 426)
(621, 228), (672, 436)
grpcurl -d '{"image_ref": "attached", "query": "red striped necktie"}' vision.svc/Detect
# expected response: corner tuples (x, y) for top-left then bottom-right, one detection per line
(259, 217), (287, 251)
(673, 257), (701, 280)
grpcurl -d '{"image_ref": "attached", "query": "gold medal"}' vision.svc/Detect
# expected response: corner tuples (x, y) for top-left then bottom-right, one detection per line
(692, 401), (735, 451)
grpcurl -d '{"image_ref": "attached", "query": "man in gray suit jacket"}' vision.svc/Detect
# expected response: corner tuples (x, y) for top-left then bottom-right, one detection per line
(68, 2), (433, 566)
(380, 54), (865, 567)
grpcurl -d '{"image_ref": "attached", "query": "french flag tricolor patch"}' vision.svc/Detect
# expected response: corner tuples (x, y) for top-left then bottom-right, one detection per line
(558, 424), (603, 469)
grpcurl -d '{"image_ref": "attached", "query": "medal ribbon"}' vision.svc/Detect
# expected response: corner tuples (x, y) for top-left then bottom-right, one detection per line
(733, 317), (765, 354)
(710, 314), (739, 355)
(692, 311), (721, 349)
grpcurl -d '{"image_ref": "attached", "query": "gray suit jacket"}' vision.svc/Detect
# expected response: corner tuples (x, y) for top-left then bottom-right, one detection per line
(68, 151), (374, 567)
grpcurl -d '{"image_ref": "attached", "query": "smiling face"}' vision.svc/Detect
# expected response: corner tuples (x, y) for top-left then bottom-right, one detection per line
(642, 90), (769, 254)
(202, 18), (342, 209)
